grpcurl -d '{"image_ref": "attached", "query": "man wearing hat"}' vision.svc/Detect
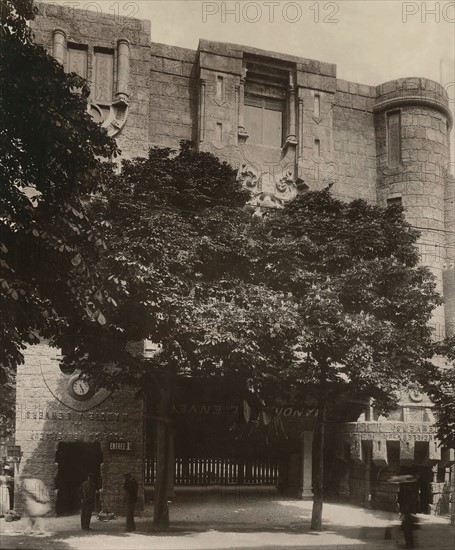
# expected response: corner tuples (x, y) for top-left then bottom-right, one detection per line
(78, 473), (97, 531)
(123, 473), (138, 532)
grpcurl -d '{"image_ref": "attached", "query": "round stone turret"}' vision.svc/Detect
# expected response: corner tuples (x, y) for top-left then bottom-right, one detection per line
(374, 78), (453, 340)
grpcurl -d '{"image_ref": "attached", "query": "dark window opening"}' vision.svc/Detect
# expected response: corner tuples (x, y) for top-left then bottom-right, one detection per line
(216, 122), (223, 142)
(387, 111), (401, 167)
(216, 75), (223, 100)
(386, 196), (402, 208)
(314, 94), (320, 117)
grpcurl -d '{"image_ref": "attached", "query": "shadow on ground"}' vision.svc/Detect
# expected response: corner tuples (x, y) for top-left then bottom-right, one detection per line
(1, 493), (452, 550)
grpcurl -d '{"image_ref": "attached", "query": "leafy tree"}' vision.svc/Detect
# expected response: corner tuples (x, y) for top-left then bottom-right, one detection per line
(421, 337), (455, 448)
(62, 142), (271, 528)
(420, 337), (455, 528)
(0, 369), (16, 440)
(252, 192), (442, 530)
(0, 0), (118, 386)
(65, 154), (443, 530)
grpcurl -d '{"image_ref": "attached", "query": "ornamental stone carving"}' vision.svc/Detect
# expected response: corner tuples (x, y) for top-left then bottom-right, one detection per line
(237, 161), (298, 209)
(236, 162), (261, 191)
(245, 192), (285, 218)
(51, 31), (130, 137)
(275, 169), (297, 201)
(88, 97), (129, 137)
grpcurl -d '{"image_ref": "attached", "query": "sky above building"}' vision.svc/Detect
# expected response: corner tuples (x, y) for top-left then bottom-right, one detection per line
(46, 0), (455, 162)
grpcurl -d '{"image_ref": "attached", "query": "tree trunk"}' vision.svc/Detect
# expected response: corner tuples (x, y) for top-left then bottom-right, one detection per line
(451, 463), (455, 528)
(153, 374), (174, 530)
(310, 399), (326, 531)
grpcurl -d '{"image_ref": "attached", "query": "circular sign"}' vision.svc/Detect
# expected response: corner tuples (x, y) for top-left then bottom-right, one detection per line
(409, 390), (423, 402)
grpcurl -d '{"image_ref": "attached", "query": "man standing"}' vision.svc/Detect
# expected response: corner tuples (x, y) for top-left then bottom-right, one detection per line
(123, 473), (138, 532)
(78, 474), (97, 531)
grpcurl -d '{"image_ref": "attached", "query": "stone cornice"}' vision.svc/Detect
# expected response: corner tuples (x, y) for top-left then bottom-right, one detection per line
(374, 95), (453, 130)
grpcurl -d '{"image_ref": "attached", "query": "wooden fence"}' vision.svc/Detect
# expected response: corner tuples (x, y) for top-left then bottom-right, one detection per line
(145, 457), (280, 486)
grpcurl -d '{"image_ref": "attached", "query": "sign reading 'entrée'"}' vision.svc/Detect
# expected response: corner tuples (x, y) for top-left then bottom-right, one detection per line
(109, 441), (133, 452)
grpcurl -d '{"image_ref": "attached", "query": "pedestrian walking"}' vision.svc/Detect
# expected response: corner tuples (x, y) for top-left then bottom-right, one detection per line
(401, 509), (420, 548)
(123, 473), (138, 532)
(21, 477), (51, 535)
(78, 473), (97, 531)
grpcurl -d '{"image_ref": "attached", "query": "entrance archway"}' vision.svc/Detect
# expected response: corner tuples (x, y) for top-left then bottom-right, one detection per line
(55, 442), (102, 516)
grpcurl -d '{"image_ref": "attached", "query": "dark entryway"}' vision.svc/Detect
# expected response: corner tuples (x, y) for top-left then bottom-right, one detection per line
(55, 442), (102, 515)
(399, 465), (432, 514)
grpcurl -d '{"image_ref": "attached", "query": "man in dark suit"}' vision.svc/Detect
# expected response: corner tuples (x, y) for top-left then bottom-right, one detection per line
(123, 473), (138, 532)
(78, 474), (97, 531)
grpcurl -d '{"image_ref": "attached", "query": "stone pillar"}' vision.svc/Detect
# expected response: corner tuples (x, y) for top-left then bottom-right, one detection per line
(237, 65), (248, 138)
(297, 93), (304, 157)
(301, 430), (313, 499)
(364, 443), (372, 508)
(441, 447), (455, 467)
(199, 79), (206, 143)
(365, 399), (373, 421)
(350, 436), (364, 464)
(167, 430), (175, 498)
(372, 436), (388, 467)
(286, 73), (297, 146)
(52, 29), (66, 66)
(425, 439), (442, 466)
(399, 438), (415, 465)
(286, 453), (301, 498)
(116, 39), (130, 101)
(235, 84), (240, 145)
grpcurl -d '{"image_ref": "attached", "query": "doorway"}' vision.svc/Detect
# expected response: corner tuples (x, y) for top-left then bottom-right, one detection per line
(55, 442), (102, 516)
(399, 464), (432, 514)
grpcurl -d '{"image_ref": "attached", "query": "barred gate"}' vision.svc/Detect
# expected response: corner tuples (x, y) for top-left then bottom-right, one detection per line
(145, 457), (280, 486)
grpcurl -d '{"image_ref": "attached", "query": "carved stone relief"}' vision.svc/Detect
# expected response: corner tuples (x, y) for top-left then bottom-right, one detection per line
(236, 144), (299, 213)
(88, 98), (129, 137)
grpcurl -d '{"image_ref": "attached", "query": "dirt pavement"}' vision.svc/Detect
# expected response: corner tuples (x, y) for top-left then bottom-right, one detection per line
(1, 488), (453, 550)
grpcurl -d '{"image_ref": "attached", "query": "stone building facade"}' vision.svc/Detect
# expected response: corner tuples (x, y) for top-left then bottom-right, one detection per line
(14, 344), (144, 515)
(10, 2), (454, 516)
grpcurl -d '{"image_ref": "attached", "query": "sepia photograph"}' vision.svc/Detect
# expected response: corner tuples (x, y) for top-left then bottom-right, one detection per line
(0, 1), (454, 549)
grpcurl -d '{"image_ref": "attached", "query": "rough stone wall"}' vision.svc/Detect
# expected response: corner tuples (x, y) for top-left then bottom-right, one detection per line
(348, 463), (369, 506)
(375, 78), (452, 341)
(148, 43), (198, 149)
(444, 173), (455, 336)
(32, 2), (151, 159)
(14, 344), (145, 515)
(196, 39), (243, 166)
(332, 80), (377, 203)
(296, 81), (336, 194)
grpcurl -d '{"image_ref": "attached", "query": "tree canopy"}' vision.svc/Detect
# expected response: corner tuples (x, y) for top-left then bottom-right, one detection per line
(0, 0), (118, 381)
(421, 337), (455, 448)
(249, 192), (442, 528)
(61, 141), (304, 527)
(67, 145), (445, 528)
